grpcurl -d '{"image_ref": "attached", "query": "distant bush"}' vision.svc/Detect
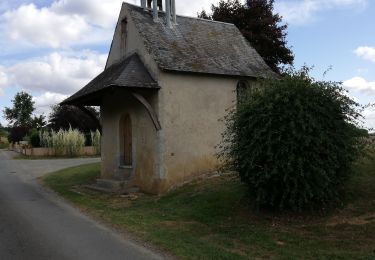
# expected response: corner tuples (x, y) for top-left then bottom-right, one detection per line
(29, 129), (41, 147)
(8, 127), (29, 143)
(0, 128), (9, 138)
(219, 67), (368, 210)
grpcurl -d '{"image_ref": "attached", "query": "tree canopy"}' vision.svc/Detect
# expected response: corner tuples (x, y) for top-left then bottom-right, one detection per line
(48, 105), (100, 133)
(3, 91), (46, 129)
(199, 0), (294, 73)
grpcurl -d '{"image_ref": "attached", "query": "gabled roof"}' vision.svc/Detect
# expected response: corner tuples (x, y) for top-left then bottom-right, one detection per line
(62, 53), (158, 105)
(126, 3), (276, 78)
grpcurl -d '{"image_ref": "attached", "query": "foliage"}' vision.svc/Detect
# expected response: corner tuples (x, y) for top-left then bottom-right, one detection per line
(0, 127), (9, 138)
(91, 129), (101, 155)
(8, 126), (29, 143)
(4, 91), (35, 127)
(40, 127), (85, 157)
(28, 128), (41, 148)
(32, 115), (47, 129)
(3, 92), (46, 142)
(219, 67), (368, 210)
(3, 91), (46, 128)
(49, 105), (100, 133)
(198, 0), (293, 73)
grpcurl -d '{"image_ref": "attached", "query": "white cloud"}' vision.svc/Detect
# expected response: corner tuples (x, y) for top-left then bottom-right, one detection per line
(0, 0), (218, 49)
(343, 76), (375, 95)
(51, 0), (125, 28)
(0, 0), (125, 49)
(2, 4), (95, 48)
(354, 46), (375, 63)
(5, 51), (107, 95)
(363, 106), (375, 130)
(356, 68), (369, 74)
(33, 91), (68, 115)
(275, 0), (367, 25)
(0, 66), (8, 97)
(175, 0), (214, 17)
(33, 92), (68, 108)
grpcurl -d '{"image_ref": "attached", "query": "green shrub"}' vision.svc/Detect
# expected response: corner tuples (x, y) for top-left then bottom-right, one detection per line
(29, 129), (41, 147)
(219, 68), (368, 210)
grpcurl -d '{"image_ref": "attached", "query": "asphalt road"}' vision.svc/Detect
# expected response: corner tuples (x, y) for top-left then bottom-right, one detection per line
(0, 150), (163, 260)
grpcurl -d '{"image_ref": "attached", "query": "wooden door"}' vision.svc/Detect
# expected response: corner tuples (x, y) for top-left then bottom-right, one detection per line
(123, 114), (132, 165)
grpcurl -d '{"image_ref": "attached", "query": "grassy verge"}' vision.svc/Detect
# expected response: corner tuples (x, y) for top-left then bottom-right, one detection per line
(14, 154), (100, 160)
(0, 143), (9, 149)
(43, 158), (375, 259)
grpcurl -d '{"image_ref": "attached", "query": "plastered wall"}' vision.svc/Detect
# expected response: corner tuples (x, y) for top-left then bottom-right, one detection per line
(156, 72), (238, 192)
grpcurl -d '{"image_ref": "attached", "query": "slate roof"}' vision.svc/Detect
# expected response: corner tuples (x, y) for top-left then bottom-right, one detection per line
(126, 3), (276, 78)
(62, 3), (276, 105)
(62, 53), (158, 105)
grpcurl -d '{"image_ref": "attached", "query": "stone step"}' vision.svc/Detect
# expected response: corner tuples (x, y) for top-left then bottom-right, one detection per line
(83, 184), (117, 194)
(115, 166), (133, 180)
(84, 178), (139, 194)
(96, 179), (128, 191)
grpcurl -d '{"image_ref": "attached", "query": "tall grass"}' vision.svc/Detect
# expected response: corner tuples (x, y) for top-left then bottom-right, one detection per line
(40, 127), (86, 157)
(91, 129), (101, 155)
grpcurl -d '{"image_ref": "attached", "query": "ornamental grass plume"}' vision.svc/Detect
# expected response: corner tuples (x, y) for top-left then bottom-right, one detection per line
(40, 127), (85, 157)
(91, 129), (101, 155)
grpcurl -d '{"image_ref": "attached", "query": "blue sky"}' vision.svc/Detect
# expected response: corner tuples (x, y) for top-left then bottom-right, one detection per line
(0, 0), (374, 129)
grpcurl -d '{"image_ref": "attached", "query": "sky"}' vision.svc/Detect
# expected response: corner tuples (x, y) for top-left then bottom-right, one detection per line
(0, 0), (374, 130)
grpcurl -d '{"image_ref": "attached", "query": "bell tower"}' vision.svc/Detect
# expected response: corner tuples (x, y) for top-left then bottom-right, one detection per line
(140, 0), (177, 26)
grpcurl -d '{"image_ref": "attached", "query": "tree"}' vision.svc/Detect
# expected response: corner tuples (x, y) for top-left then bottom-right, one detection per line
(48, 105), (100, 133)
(3, 91), (46, 129)
(219, 67), (368, 210)
(32, 114), (47, 129)
(198, 0), (294, 73)
(3, 92), (47, 143)
(4, 92), (35, 127)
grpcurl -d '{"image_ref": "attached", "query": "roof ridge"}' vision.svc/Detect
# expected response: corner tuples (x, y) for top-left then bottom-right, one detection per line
(122, 1), (235, 26)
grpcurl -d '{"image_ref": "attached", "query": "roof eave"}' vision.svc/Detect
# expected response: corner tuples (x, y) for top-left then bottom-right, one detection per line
(61, 84), (160, 107)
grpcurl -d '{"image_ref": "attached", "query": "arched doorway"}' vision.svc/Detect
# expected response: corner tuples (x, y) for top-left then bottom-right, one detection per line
(120, 114), (132, 166)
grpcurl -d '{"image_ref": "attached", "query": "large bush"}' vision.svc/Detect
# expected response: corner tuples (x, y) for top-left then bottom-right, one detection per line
(219, 68), (368, 210)
(29, 128), (41, 147)
(8, 126), (29, 143)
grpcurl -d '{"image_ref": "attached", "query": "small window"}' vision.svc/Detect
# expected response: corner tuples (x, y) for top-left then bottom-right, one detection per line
(120, 18), (127, 56)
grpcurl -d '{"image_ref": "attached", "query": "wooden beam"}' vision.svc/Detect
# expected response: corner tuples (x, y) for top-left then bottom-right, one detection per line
(132, 93), (161, 131)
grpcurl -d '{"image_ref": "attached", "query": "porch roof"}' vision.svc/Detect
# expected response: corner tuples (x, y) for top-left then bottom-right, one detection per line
(61, 53), (159, 106)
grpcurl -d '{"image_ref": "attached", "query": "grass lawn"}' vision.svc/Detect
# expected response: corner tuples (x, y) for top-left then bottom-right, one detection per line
(43, 157), (375, 259)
